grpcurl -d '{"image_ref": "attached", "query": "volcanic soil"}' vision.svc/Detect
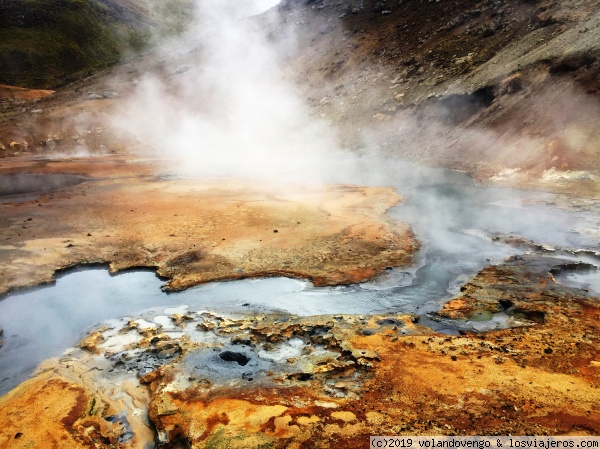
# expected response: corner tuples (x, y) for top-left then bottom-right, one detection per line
(0, 0), (600, 447)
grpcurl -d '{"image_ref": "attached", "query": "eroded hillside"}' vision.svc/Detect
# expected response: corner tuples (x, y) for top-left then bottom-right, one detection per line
(1, 1), (600, 447)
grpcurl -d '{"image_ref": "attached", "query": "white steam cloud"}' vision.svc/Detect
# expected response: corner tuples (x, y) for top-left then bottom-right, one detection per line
(112, 0), (340, 183)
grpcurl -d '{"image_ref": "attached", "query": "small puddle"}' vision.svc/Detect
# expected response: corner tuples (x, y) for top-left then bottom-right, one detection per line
(0, 173), (87, 197)
(553, 265), (600, 295)
(0, 267), (419, 394)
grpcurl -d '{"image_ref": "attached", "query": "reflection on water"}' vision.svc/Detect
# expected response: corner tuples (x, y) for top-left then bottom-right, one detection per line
(554, 269), (600, 295)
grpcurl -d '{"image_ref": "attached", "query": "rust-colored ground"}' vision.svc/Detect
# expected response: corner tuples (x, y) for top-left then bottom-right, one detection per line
(1, 1), (600, 446)
(0, 156), (418, 296)
(143, 283), (600, 447)
(1, 254), (598, 448)
(0, 370), (131, 449)
(0, 84), (54, 101)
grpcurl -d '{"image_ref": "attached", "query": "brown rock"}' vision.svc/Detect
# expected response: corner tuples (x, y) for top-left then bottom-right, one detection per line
(0, 373), (116, 449)
(79, 331), (105, 353)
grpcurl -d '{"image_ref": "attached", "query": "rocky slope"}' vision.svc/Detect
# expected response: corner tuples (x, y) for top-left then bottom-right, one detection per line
(263, 0), (600, 194)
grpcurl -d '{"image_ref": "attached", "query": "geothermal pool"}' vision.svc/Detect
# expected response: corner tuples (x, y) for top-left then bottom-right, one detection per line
(0, 165), (598, 395)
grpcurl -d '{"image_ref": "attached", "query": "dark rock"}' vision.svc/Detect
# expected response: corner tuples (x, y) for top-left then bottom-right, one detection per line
(288, 372), (313, 381)
(376, 318), (403, 327)
(219, 351), (250, 366)
(158, 348), (178, 359)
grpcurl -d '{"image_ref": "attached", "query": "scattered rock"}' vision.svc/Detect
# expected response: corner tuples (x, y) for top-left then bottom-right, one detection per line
(9, 140), (28, 152)
(44, 138), (60, 150)
(79, 331), (104, 353)
(170, 313), (193, 326)
(373, 112), (391, 121)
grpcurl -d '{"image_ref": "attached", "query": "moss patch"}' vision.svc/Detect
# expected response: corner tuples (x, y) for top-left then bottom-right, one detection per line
(0, 0), (193, 88)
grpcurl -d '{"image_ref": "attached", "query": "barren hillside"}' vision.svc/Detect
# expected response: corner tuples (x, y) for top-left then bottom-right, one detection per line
(264, 0), (600, 193)
(1, 2), (600, 447)
(1, 0), (599, 195)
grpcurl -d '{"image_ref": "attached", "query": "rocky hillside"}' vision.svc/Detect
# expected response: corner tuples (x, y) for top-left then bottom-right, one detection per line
(264, 0), (600, 193)
(0, 0), (193, 88)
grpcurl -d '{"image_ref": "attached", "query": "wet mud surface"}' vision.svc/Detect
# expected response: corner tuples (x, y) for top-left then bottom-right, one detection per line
(1, 248), (600, 448)
(0, 173), (87, 196)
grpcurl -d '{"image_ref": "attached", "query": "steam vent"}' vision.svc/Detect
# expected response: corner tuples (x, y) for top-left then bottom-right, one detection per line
(1, 0), (600, 447)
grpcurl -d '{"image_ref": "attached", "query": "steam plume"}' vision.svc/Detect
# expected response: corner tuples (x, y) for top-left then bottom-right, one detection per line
(112, 0), (339, 183)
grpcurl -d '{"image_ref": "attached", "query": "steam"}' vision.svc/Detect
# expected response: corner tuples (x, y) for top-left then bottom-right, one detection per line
(112, 0), (339, 183)
(106, 0), (598, 254)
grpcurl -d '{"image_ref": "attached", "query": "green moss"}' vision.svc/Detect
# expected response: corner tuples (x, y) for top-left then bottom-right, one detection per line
(204, 428), (276, 449)
(0, 0), (193, 88)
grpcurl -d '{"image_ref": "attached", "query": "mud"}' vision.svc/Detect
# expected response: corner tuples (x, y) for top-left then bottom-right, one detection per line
(1, 0), (600, 446)
(0, 157), (418, 297)
(1, 247), (599, 447)
(0, 173), (87, 196)
(1, 157), (599, 447)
